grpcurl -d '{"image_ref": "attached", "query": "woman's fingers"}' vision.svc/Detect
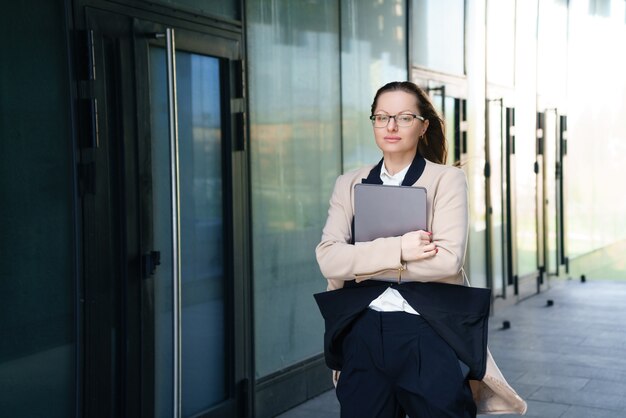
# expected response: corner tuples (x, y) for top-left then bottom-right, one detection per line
(417, 230), (432, 242)
(401, 231), (438, 261)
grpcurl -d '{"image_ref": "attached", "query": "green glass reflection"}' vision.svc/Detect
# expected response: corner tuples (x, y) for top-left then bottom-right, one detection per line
(341, 0), (408, 171)
(0, 1), (75, 416)
(247, 0), (341, 378)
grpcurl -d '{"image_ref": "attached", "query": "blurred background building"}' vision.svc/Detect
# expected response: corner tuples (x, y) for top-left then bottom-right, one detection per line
(1, 0), (626, 417)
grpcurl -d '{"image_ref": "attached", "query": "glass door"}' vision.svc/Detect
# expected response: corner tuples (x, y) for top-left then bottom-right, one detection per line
(429, 86), (489, 290)
(542, 109), (559, 279)
(558, 115), (569, 273)
(539, 110), (568, 280)
(513, 104), (540, 299)
(134, 20), (248, 418)
(486, 99), (507, 299)
(82, 7), (250, 418)
(149, 43), (227, 417)
(505, 107), (518, 293)
(535, 112), (546, 287)
(428, 86), (466, 165)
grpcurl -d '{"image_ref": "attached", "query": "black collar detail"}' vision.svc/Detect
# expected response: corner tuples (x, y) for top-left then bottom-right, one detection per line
(361, 152), (426, 186)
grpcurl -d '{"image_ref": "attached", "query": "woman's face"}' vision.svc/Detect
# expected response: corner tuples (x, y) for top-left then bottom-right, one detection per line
(372, 91), (429, 159)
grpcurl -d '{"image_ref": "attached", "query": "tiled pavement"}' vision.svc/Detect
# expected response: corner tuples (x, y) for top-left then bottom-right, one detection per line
(277, 279), (626, 418)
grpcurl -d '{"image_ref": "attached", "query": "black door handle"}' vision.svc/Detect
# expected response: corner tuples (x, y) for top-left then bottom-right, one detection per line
(141, 251), (161, 279)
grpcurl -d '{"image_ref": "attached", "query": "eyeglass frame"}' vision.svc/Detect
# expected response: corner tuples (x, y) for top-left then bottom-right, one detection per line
(369, 112), (426, 128)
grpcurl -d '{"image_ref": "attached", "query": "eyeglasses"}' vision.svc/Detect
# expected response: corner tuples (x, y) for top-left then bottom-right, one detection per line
(369, 113), (425, 128)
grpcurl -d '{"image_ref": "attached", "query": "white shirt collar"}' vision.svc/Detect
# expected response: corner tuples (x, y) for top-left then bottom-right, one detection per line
(380, 162), (411, 186)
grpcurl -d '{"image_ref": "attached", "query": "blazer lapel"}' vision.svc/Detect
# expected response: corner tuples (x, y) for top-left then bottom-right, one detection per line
(362, 158), (384, 184)
(401, 152), (426, 186)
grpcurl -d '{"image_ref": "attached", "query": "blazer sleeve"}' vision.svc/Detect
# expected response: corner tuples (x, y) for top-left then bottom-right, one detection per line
(401, 167), (469, 282)
(315, 174), (405, 290)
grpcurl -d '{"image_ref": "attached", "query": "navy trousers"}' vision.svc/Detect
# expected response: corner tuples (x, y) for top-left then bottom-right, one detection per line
(336, 310), (477, 418)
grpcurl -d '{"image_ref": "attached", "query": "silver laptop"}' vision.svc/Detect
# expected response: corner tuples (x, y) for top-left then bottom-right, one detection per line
(354, 183), (428, 243)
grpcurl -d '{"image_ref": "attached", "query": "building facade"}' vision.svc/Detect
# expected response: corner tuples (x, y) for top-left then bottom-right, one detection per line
(1, 0), (626, 417)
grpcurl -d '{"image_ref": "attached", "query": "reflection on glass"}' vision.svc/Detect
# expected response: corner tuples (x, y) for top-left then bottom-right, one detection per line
(247, 0), (341, 378)
(412, 0), (464, 76)
(0, 6), (76, 413)
(342, 0), (408, 171)
(151, 48), (225, 416)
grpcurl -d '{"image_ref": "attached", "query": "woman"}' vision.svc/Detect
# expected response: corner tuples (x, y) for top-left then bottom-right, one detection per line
(315, 81), (526, 417)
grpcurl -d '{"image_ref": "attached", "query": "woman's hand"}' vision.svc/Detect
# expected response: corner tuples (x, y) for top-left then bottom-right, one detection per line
(401, 230), (437, 262)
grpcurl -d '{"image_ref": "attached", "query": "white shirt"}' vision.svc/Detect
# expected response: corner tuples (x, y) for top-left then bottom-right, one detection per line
(367, 162), (420, 315)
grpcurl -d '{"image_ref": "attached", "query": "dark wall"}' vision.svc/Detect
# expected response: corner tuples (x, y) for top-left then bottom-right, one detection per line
(0, 1), (76, 415)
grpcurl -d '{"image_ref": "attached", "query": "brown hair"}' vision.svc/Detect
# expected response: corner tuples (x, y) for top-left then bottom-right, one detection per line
(370, 81), (447, 164)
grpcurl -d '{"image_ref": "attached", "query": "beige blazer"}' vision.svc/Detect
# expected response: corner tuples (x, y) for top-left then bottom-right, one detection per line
(316, 160), (527, 415)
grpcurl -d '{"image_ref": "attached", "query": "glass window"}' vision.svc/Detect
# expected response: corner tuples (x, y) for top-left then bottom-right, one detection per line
(566, 0), (626, 259)
(486, 0), (516, 87)
(411, 0), (465, 76)
(0, 3), (75, 416)
(247, 0), (341, 378)
(341, 0), (408, 171)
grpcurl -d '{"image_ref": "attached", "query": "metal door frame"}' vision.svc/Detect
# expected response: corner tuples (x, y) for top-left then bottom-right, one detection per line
(73, 3), (252, 417)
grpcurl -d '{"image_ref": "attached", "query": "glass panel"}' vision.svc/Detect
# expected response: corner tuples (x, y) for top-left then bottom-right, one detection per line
(150, 47), (225, 417)
(434, 91), (488, 288)
(0, 2), (75, 416)
(150, 47), (174, 417)
(567, 0), (626, 259)
(411, 0), (464, 75)
(150, 0), (240, 20)
(247, 0), (341, 378)
(444, 96), (456, 165)
(515, 3), (539, 279)
(514, 129), (538, 278)
(341, 0), (408, 171)
(486, 0), (515, 87)
(544, 111), (558, 275)
(468, 110), (487, 290)
(488, 100), (505, 296)
(430, 92), (456, 165)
